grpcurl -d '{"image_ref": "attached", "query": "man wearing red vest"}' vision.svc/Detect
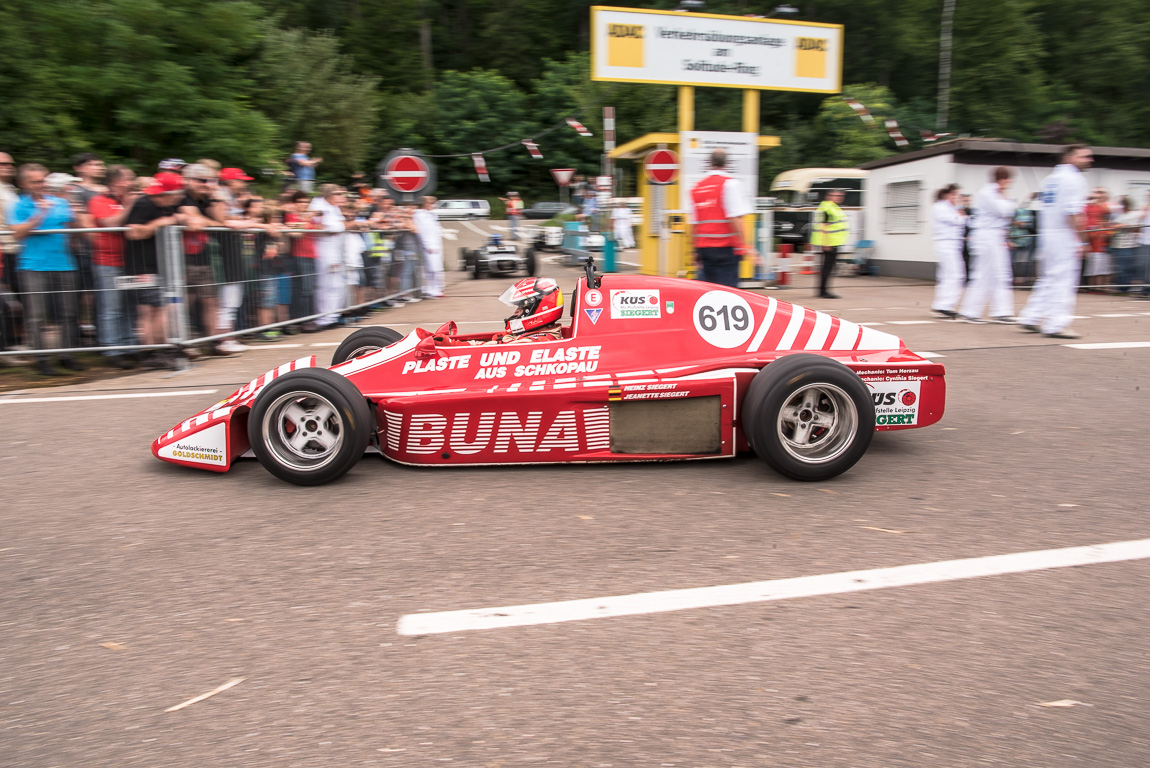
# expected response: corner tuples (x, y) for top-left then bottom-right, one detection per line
(689, 149), (759, 287)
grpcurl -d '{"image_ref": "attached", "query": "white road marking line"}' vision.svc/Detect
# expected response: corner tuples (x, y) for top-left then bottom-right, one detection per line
(397, 537), (1150, 636)
(917, 351), (945, 358)
(442, 229), (458, 241)
(1063, 341), (1150, 350)
(309, 342), (341, 347)
(1093, 313), (1137, 318)
(245, 343), (304, 349)
(886, 320), (936, 325)
(461, 220), (490, 237)
(858, 322), (886, 326)
(0, 389), (218, 405)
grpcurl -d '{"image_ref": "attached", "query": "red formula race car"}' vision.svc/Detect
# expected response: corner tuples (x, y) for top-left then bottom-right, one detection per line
(153, 267), (945, 485)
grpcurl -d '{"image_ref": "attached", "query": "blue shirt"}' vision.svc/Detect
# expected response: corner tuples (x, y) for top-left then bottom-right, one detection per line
(290, 153), (315, 181)
(11, 195), (75, 271)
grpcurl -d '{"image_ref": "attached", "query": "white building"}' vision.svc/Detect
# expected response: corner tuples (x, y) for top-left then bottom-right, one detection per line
(858, 139), (1150, 278)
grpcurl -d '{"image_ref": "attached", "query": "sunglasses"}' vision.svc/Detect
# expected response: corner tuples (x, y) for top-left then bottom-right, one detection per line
(192, 177), (218, 184)
(0, 161), (14, 166)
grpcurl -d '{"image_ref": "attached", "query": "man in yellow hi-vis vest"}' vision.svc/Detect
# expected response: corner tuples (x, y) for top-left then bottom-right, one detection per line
(810, 188), (848, 298)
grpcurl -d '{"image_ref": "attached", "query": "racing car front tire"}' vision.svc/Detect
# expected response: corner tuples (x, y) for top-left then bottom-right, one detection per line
(248, 368), (372, 486)
(525, 247), (537, 276)
(743, 354), (875, 481)
(331, 326), (405, 366)
(459, 247), (471, 271)
(472, 257), (485, 280)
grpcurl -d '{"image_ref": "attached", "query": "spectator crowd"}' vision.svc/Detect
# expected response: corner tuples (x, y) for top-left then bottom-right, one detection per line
(0, 149), (443, 376)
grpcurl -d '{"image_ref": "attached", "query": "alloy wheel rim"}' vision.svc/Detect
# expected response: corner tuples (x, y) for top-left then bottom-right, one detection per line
(262, 391), (345, 471)
(776, 383), (858, 464)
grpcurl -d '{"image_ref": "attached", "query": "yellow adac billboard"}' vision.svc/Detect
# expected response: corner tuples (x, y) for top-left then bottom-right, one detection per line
(592, 6), (843, 94)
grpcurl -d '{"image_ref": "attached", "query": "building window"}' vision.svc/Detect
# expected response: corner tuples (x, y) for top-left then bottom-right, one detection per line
(884, 180), (922, 234)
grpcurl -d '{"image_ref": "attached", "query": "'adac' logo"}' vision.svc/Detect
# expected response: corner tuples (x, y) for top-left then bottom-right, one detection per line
(795, 37), (827, 79)
(608, 24), (644, 68)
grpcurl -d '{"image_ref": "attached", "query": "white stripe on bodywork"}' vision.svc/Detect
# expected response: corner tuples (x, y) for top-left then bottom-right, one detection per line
(332, 332), (421, 377)
(776, 307), (808, 351)
(856, 325), (902, 350)
(804, 312), (834, 350)
(829, 318), (862, 350)
(746, 297), (778, 353)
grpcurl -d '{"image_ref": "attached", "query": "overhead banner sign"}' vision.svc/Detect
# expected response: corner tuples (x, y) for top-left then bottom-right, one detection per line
(591, 6), (843, 93)
(679, 132), (759, 214)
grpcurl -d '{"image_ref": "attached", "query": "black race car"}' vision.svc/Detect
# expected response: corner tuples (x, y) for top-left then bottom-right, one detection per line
(459, 234), (537, 279)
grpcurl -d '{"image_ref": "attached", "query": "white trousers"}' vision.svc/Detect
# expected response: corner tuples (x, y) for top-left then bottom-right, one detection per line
(931, 239), (965, 312)
(959, 230), (1014, 319)
(1019, 235), (1081, 334)
(316, 241), (346, 325)
(614, 221), (635, 249)
(422, 245), (445, 297)
(216, 282), (244, 331)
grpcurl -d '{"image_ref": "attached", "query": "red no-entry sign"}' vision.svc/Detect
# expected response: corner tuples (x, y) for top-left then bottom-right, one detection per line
(383, 154), (431, 193)
(644, 149), (679, 185)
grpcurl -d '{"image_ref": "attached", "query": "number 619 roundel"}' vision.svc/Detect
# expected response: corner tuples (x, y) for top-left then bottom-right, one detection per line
(693, 290), (755, 348)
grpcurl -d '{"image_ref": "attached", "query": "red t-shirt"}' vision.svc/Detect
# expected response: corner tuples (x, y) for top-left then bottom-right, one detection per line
(89, 194), (125, 267)
(1085, 202), (1112, 253)
(284, 212), (319, 259)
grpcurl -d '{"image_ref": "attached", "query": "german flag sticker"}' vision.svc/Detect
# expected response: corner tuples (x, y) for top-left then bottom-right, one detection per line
(608, 386), (622, 402)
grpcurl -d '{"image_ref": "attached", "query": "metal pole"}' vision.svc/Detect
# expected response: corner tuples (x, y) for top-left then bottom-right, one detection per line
(937, 0), (956, 130)
(657, 185), (669, 277)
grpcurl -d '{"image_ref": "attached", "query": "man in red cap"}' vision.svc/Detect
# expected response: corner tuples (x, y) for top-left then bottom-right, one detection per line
(218, 167), (254, 217)
(124, 171), (185, 369)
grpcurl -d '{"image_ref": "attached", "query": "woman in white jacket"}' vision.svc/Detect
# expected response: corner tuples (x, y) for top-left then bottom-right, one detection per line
(413, 195), (445, 298)
(959, 167), (1017, 323)
(930, 184), (966, 318)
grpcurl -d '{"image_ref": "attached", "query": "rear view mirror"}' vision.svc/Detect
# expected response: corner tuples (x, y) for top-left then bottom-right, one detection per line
(415, 336), (442, 360)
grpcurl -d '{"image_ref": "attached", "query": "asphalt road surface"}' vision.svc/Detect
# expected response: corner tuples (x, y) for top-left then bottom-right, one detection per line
(4, 221), (1150, 767)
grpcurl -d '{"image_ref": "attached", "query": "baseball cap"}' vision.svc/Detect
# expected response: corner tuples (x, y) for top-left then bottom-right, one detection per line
(45, 172), (82, 188)
(145, 171), (186, 195)
(158, 158), (186, 171)
(220, 167), (254, 181)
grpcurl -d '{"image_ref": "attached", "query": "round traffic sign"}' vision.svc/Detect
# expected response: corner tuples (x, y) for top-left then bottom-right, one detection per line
(383, 154), (431, 194)
(644, 149), (679, 185)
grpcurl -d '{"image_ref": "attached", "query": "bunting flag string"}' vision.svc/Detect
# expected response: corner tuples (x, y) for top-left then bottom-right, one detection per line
(920, 129), (954, 143)
(522, 140), (543, 159)
(472, 153), (489, 182)
(566, 117), (593, 137)
(844, 98), (875, 124)
(844, 96), (961, 150)
(885, 119), (909, 147)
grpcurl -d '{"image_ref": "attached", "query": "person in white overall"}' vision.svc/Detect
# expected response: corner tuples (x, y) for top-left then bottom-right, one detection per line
(1018, 144), (1093, 339)
(930, 184), (966, 318)
(611, 203), (635, 249)
(308, 184), (347, 328)
(413, 195), (445, 298)
(959, 167), (1017, 323)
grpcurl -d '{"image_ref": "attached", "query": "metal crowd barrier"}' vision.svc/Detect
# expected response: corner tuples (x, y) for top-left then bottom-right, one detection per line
(0, 224), (425, 361)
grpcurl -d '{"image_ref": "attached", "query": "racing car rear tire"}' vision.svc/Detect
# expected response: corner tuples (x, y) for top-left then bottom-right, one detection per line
(459, 247), (471, 271)
(248, 368), (372, 486)
(525, 247), (537, 276)
(330, 326), (405, 366)
(472, 258), (485, 280)
(743, 354), (875, 482)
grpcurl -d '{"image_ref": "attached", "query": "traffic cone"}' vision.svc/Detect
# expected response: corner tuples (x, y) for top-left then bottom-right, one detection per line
(801, 248), (815, 275)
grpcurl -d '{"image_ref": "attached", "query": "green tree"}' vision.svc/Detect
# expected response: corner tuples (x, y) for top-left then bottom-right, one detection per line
(252, 28), (381, 179)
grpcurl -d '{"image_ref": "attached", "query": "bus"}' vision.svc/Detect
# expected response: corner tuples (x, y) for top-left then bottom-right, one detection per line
(767, 168), (868, 250)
